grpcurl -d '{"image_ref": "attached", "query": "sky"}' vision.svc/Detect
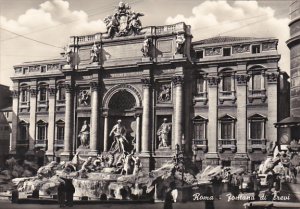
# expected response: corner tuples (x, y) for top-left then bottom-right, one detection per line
(0, 0), (291, 87)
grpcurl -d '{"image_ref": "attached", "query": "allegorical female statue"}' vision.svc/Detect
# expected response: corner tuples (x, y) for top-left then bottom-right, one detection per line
(78, 120), (90, 148)
(157, 118), (171, 148)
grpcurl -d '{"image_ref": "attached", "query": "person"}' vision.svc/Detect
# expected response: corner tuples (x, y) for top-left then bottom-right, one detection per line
(78, 120), (90, 147)
(265, 188), (274, 201)
(253, 177), (261, 201)
(266, 171), (274, 190)
(238, 173), (244, 193)
(227, 171), (232, 193)
(109, 119), (127, 153)
(273, 175), (281, 200)
(65, 180), (75, 207)
(57, 182), (66, 208)
(204, 187), (215, 209)
(216, 174), (223, 199)
(157, 118), (171, 148)
(164, 182), (175, 209)
(232, 174), (240, 197)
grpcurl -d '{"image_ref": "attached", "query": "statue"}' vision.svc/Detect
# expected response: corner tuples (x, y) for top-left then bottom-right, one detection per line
(121, 152), (134, 175)
(132, 156), (142, 175)
(128, 12), (144, 35)
(157, 118), (171, 148)
(78, 90), (90, 106)
(103, 2), (144, 38)
(109, 119), (128, 153)
(104, 14), (119, 39)
(90, 43), (100, 63)
(175, 34), (185, 55)
(141, 38), (151, 57)
(64, 45), (73, 65)
(79, 157), (93, 173)
(158, 84), (171, 102)
(78, 120), (90, 148)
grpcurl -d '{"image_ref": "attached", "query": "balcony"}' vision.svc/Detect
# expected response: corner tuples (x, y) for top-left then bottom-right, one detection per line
(19, 101), (30, 112)
(16, 140), (29, 147)
(37, 100), (49, 112)
(193, 92), (208, 105)
(54, 139), (64, 148)
(35, 140), (47, 148)
(248, 89), (267, 103)
(247, 139), (267, 153)
(218, 139), (236, 152)
(219, 91), (236, 104)
(192, 139), (208, 152)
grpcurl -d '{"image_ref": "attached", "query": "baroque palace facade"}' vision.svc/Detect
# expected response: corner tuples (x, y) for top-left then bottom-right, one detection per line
(10, 3), (289, 171)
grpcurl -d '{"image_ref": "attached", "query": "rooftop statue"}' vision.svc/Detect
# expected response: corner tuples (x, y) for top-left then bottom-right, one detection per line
(103, 2), (144, 39)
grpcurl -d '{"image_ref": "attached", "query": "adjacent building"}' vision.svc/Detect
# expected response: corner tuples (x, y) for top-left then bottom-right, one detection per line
(9, 3), (289, 171)
(0, 84), (12, 167)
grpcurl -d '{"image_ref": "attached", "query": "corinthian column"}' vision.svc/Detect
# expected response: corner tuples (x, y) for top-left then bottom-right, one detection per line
(141, 78), (151, 154)
(172, 76), (184, 148)
(61, 84), (73, 160)
(89, 82), (99, 155)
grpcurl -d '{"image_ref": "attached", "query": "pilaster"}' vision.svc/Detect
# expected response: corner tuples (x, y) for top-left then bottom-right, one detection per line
(46, 82), (56, 158)
(28, 80), (37, 155)
(10, 83), (19, 154)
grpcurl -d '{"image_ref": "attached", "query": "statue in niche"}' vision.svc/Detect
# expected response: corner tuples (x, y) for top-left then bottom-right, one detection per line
(158, 84), (171, 102)
(109, 119), (128, 153)
(78, 120), (90, 148)
(175, 34), (185, 55)
(141, 38), (151, 57)
(157, 118), (172, 148)
(90, 43), (100, 63)
(78, 89), (90, 106)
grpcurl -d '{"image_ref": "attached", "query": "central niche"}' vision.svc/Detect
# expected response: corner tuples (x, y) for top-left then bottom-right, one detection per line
(108, 90), (136, 112)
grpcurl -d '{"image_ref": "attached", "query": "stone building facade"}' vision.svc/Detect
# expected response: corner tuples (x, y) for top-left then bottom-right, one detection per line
(10, 4), (289, 171)
(276, 1), (300, 152)
(0, 84), (12, 166)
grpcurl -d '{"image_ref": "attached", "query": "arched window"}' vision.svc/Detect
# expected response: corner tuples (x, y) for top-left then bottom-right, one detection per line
(248, 66), (265, 90)
(57, 82), (65, 101)
(219, 69), (236, 104)
(38, 83), (48, 102)
(20, 84), (29, 104)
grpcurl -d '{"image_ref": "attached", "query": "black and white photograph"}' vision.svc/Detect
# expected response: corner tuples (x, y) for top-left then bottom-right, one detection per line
(0, 0), (299, 209)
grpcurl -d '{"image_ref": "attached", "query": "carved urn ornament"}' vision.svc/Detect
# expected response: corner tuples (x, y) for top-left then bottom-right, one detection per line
(103, 2), (144, 39)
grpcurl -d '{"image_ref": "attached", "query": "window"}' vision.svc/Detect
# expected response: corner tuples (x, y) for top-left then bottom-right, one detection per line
(37, 120), (47, 141)
(249, 114), (266, 139)
(57, 84), (66, 101)
(196, 76), (205, 94)
(223, 48), (231, 56)
(21, 88), (28, 102)
(252, 74), (262, 90)
(56, 120), (65, 140)
(192, 115), (207, 141)
(40, 87), (47, 101)
(222, 75), (232, 92)
(219, 114), (235, 139)
(19, 120), (28, 140)
(252, 45), (261, 54)
(196, 50), (203, 59)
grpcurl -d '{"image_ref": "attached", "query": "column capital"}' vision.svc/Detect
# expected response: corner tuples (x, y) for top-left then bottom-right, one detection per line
(90, 82), (99, 92)
(266, 72), (279, 83)
(236, 74), (249, 86)
(141, 78), (151, 87)
(207, 76), (220, 87)
(48, 86), (56, 97)
(12, 90), (19, 98)
(65, 84), (73, 93)
(30, 88), (37, 97)
(172, 75), (184, 86)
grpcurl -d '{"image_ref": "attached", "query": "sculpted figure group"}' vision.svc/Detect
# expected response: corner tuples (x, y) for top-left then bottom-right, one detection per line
(104, 2), (144, 38)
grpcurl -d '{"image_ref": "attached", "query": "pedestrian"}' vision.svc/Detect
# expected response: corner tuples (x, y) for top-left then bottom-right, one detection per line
(253, 177), (261, 201)
(232, 174), (240, 197)
(273, 175), (281, 200)
(264, 188), (274, 201)
(57, 182), (66, 208)
(227, 171), (232, 193)
(238, 173), (243, 193)
(204, 187), (215, 209)
(266, 171), (274, 190)
(65, 180), (75, 207)
(216, 174), (223, 199)
(164, 182), (175, 209)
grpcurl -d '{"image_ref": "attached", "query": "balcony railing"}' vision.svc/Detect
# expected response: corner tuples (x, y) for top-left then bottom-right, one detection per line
(35, 140), (47, 148)
(218, 139), (236, 152)
(193, 92), (208, 105)
(54, 139), (64, 147)
(219, 91), (236, 104)
(247, 139), (267, 153)
(192, 139), (208, 152)
(16, 140), (29, 147)
(248, 89), (267, 103)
